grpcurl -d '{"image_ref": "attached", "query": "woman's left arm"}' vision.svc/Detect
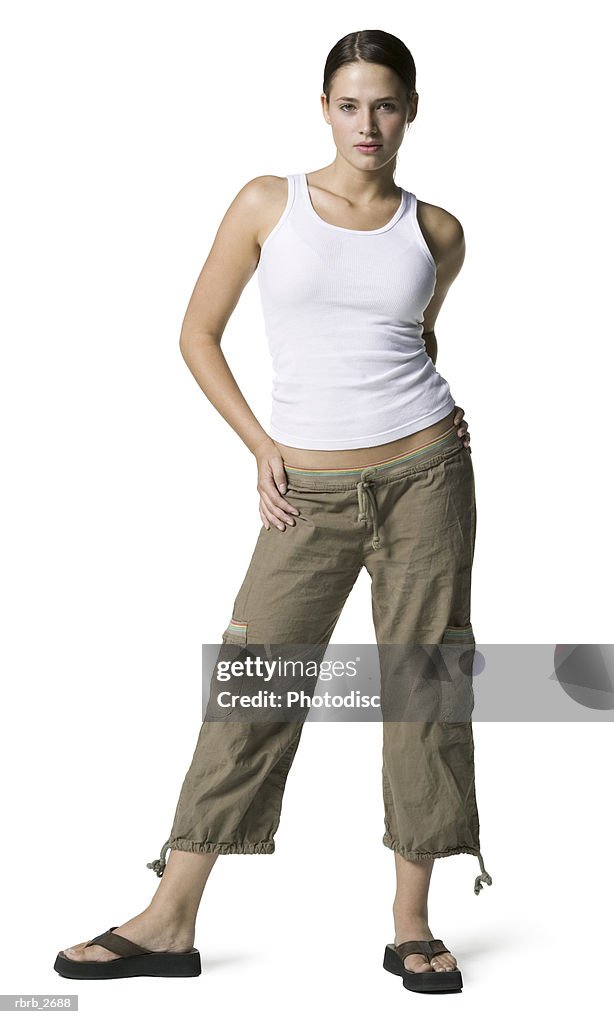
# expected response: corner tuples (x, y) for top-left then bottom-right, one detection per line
(418, 199), (471, 450)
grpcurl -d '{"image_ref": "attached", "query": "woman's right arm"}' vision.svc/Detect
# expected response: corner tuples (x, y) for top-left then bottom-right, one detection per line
(178, 176), (300, 532)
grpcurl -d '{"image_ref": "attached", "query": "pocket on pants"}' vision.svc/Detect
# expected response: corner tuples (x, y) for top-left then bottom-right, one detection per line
(221, 618), (248, 645)
(442, 623), (475, 645)
(440, 622), (475, 722)
(206, 618), (250, 721)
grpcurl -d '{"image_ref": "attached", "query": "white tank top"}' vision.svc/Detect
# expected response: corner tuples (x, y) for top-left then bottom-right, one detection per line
(256, 172), (456, 450)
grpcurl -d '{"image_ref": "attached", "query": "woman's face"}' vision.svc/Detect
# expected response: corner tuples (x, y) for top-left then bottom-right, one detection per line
(321, 60), (416, 170)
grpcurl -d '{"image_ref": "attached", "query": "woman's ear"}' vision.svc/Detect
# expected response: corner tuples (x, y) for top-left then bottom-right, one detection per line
(320, 92), (330, 125)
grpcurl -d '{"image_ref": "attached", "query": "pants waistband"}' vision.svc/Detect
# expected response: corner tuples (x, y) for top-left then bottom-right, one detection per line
(283, 425), (466, 551)
(283, 424), (464, 491)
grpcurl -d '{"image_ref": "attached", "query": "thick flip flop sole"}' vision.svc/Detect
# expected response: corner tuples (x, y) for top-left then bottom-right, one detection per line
(383, 944), (463, 993)
(54, 948), (201, 980)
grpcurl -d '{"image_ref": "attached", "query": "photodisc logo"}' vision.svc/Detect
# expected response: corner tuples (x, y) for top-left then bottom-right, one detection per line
(552, 645), (614, 711)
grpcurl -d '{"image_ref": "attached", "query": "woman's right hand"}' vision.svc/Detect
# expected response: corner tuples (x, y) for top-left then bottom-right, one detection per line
(254, 439), (300, 531)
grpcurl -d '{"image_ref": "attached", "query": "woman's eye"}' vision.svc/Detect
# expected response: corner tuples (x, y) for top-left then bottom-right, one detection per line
(339, 102), (396, 112)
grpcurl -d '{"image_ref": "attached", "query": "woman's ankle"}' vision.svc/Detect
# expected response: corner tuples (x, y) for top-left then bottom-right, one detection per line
(392, 904), (430, 933)
(146, 897), (197, 931)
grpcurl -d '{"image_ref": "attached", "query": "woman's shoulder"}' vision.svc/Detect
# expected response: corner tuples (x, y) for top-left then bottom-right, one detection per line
(235, 176), (291, 249)
(238, 174), (289, 206)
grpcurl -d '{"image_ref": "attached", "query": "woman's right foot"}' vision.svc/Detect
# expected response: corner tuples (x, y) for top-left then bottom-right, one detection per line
(61, 907), (195, 962)
(393, 914), (458, 973)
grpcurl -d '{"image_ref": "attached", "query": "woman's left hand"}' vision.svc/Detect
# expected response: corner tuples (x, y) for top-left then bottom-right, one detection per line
(454, 406), (471, 448)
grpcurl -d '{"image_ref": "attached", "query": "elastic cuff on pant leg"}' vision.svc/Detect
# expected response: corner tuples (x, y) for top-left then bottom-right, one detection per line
(169, 838), (276, 856)
(382, 836), (493, 896)
(147, 837), (276, 875)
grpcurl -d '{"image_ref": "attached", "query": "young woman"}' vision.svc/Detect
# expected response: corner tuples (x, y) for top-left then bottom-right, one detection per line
(55, 29), (491, 994)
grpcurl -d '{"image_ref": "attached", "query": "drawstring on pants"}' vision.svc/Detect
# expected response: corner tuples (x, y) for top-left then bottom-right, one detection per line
(474, 850), (493, 895)
(356, 472), (381, 550)
(146, 838), (172, 878)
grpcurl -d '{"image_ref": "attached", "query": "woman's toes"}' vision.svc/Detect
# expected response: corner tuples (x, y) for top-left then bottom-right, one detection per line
(404, 955), (434, 973)
(431, 953), (457, 972)
(62, 944), (83, 961)
(62, 941), (118, 962)
(62, 942), (92, 961)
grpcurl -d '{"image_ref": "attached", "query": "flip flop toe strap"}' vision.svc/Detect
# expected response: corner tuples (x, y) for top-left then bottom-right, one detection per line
(86, 927), (152, 957)
(395, 938), (450, 964)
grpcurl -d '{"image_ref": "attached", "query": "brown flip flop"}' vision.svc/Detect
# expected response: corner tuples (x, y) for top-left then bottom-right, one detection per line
(54, 926), (201, 980)
(383, 939), (463, 993)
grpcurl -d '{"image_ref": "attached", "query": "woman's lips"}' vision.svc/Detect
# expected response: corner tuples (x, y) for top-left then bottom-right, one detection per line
(355, 144), (382, 153)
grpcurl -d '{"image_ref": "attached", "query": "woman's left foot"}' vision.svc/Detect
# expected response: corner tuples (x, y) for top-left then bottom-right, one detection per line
(393, 916), (458, 973)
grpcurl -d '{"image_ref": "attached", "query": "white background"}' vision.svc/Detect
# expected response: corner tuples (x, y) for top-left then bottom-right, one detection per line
(1, 0), (612, 1020)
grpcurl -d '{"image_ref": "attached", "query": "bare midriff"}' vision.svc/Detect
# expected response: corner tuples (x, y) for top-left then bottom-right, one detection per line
(276, 409), (457, 471)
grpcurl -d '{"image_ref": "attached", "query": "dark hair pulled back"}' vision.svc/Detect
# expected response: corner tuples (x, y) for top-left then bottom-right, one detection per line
(322, 29), (417, 109)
